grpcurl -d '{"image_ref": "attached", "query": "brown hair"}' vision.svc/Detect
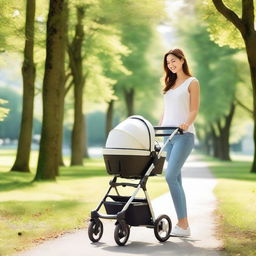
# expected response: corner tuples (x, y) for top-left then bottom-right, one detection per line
(162, 48), (192, 93)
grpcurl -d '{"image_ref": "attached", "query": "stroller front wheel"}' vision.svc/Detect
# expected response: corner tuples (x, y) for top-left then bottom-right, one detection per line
(114, 222), (130, 246)
(154, 214), (172, 242)
(88, 219), (103, 242)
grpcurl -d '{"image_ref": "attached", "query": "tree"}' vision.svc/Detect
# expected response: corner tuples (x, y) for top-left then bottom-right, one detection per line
(174, 14), (240, 160)
(67, 0), (130, 165)
(212, 0), (256, 171)
(100, 0), (166, 127)
(0, 0), (24, 52)
(118, 24), (155, 116)
(68, 5), (87, 165)
(10, 0), (36, 173)
(203, 0), (256, 170)
(34, 0), (67, 180)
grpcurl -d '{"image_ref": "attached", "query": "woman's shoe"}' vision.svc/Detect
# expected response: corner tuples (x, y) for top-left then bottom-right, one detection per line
(170, 225), (191, 237)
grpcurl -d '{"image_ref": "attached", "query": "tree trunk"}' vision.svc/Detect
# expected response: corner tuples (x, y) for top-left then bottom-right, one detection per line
(106, 100), (114, 138)
(218, 103), (235, 161)
(10, 0), (36, 173)
(71, 86), (85, 165)
(69, 6), (86, 165)
(212, 0), (256, 171)
(210, 125), (220, 158)
(204, 132), (212, 155)
(124, 88), (134, 117)
(216, 120), (225, 159)
(197, 129), (210, 154)
(58, 3), (69, 168)
(244, 35), (256, 173)
(34, 0), (67, 181)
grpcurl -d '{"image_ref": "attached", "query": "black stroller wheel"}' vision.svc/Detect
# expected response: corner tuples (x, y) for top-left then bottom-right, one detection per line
(114, 222), (130, 246)
(154, 214), (172, 242)
(88, 219), (103, 242)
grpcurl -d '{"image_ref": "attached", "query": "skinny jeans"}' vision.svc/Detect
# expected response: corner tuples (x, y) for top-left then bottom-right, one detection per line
(164, 130), (195, 219)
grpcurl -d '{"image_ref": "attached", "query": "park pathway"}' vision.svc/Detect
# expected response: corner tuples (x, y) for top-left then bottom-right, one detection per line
(18, 154), (223, 256)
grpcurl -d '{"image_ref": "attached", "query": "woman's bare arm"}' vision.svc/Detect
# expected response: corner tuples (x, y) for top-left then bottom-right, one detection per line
(180, 79), (200, 130)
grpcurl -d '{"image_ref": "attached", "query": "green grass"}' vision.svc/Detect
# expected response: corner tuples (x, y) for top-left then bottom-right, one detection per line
(200, 153), (256, 256)
(0, 149), (169, 256)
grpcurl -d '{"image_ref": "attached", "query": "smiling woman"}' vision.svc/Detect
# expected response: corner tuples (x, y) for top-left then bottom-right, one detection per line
(159, 48), (200, 237)
(163, 49), (192, 92)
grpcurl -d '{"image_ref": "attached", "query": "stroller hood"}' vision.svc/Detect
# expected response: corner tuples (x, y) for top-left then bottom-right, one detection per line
(105, 116), (155, 152)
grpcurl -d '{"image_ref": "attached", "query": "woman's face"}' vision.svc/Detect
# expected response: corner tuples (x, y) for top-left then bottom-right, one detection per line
(166, 54), (184, 74)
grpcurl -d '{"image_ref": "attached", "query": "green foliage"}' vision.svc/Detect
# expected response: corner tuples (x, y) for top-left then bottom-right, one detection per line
(230, 51), (253, 143)
(0, 98), (9, 122)
(177, 21), (239, 134)
(117, 24), (154, 90)
(65, 0), (131, 106)
(0, 0), (25, 52)
(176, 2), (253, 143)
(100, 0), (166, 119)
(197, 0), (245, 49)
(99, 0), (167, 26)
(233, 51), (253, 115)
(0, 0), (49, 88)
(0, 0), (167, 147)
(83, 23), (130, 102)
(64, 0), (167, 123)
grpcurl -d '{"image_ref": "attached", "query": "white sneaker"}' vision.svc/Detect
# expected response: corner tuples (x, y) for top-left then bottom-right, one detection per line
(170, 225), (191, 237)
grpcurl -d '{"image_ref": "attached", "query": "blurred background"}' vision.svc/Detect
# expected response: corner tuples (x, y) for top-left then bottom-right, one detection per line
(0, 0), (254, 175)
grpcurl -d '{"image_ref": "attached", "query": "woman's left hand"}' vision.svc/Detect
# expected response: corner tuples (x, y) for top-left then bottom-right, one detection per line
(179, 123), (189, 131)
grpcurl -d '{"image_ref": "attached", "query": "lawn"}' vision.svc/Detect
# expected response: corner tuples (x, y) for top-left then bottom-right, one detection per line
(2, 149), (255, 256)
(0, 149), (169, 256)
(201, 154), (256, 256)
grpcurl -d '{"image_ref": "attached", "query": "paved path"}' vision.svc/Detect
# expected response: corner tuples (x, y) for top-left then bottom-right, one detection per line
(18, 155), (222, 256)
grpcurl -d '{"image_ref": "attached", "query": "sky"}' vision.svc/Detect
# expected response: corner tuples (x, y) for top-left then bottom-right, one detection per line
(157, 0), (187, 48)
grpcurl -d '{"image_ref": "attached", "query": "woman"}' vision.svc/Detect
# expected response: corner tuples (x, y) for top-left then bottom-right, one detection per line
(159, 48), (200, 237)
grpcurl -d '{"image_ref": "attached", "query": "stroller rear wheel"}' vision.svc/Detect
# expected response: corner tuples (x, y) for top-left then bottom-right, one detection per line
(114, 222), (130, 246)
(88, 219), (103, 242)
(154, 214), (172, 242)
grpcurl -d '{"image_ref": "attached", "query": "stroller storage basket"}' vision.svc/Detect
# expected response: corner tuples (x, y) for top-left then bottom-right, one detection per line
(104, 195), (152, 226)
(103, 150), (166, 178)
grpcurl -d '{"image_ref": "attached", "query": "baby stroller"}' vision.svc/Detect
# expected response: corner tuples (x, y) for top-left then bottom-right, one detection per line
(88, 115), (183, 246)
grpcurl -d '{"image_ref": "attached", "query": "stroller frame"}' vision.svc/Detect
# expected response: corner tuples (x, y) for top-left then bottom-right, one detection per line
(88, 126), (183, 246)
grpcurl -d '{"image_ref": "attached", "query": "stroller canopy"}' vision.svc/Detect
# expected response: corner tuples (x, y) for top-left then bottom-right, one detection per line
(105, 116), (155, 152)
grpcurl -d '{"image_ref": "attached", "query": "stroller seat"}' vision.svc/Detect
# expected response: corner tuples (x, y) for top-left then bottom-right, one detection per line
(103, 116), (166, 178)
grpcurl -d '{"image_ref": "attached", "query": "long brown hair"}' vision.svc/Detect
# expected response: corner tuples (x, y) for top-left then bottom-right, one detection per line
(162, 48), (192, 93)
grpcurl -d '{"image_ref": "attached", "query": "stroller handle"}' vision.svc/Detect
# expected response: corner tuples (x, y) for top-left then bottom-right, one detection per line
(154, 126), (183, 136)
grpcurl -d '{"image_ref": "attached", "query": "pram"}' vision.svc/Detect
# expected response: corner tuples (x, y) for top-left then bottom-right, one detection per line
(88, 115), (183, 246)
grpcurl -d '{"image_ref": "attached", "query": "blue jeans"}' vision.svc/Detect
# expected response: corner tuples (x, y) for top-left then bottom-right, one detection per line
(164, 130), (195, 219)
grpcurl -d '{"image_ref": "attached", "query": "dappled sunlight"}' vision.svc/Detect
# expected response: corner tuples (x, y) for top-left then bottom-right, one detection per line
(0, 151), (169, 255)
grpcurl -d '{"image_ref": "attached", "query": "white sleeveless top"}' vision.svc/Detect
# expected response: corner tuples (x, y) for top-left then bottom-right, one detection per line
(161, 77), (197, 134)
